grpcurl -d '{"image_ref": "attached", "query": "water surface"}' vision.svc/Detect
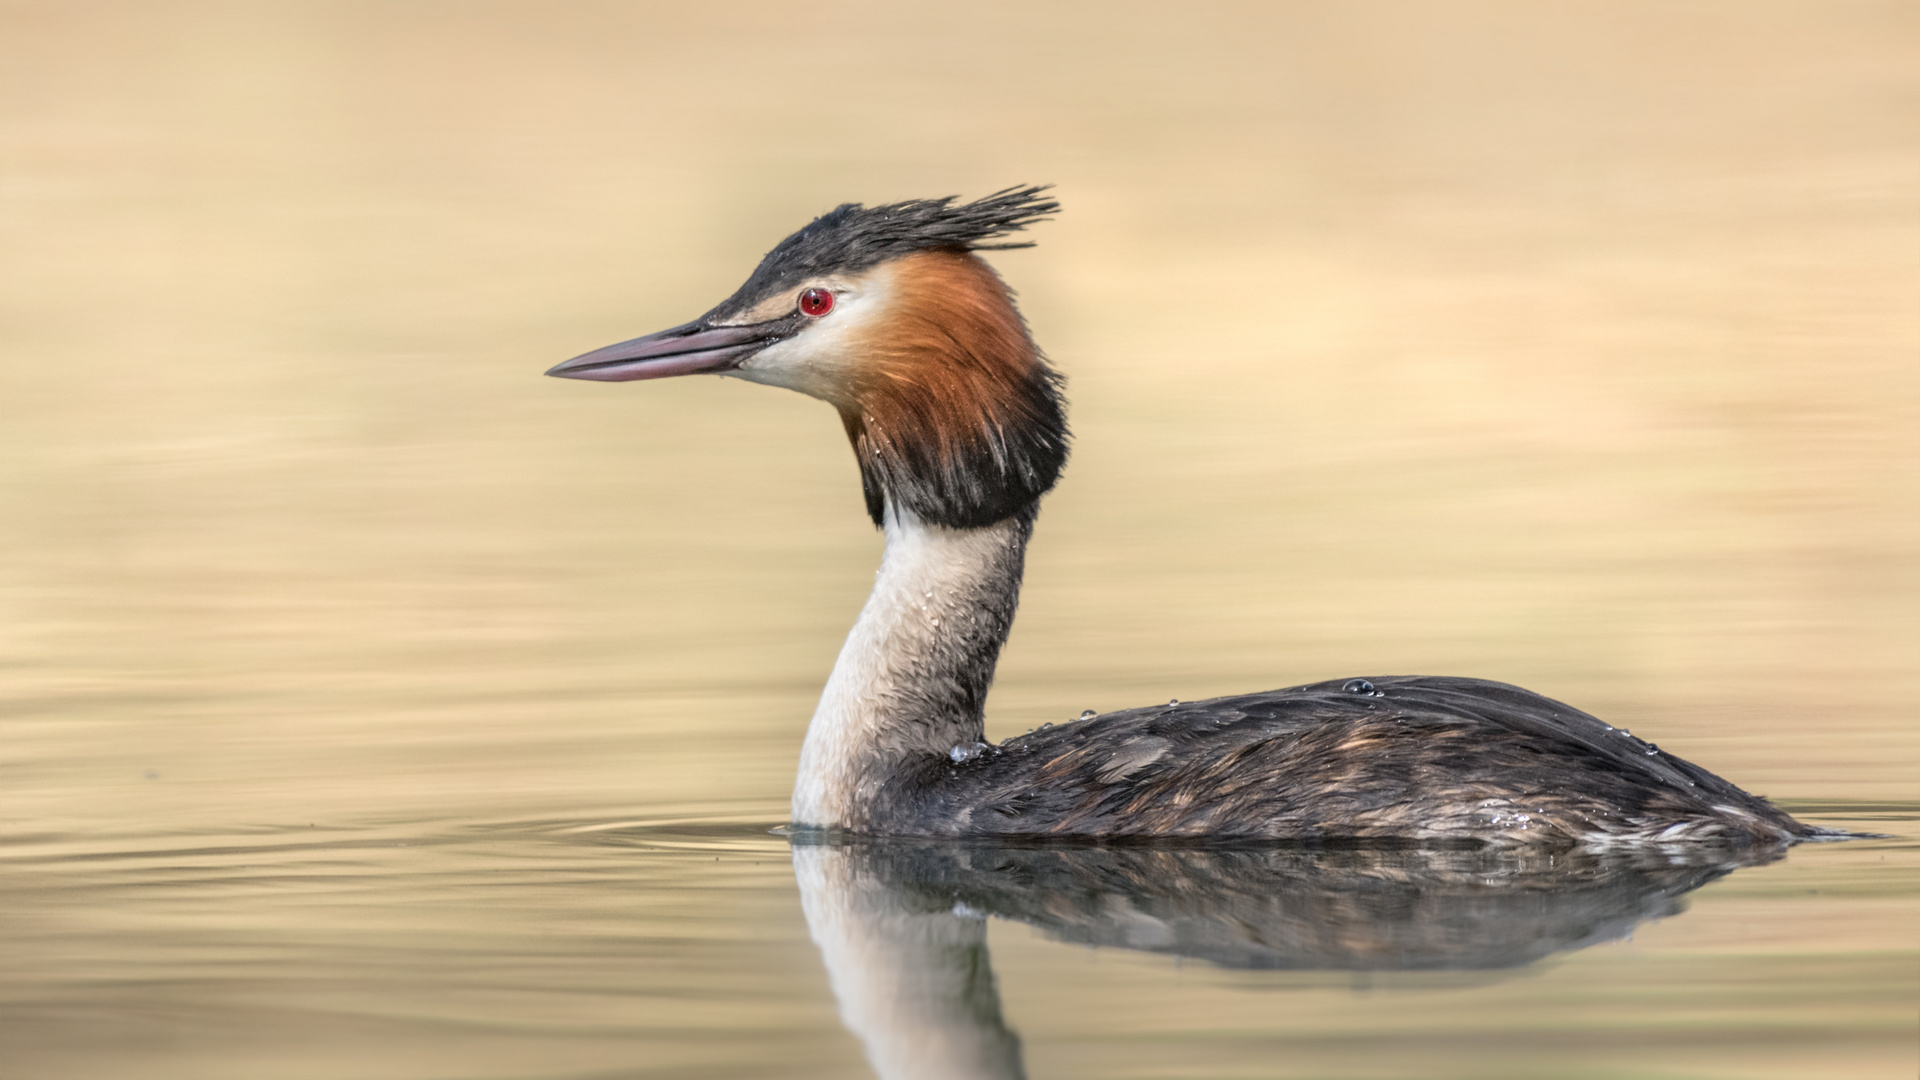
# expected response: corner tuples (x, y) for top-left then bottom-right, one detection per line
(2, 808), (1913, 1078)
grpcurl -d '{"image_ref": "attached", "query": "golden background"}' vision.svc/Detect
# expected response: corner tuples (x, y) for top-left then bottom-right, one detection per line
(4, 1), (1915, 830)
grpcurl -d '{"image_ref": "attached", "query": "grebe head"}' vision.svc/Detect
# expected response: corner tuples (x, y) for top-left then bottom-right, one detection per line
(546, 187), (1070, 529)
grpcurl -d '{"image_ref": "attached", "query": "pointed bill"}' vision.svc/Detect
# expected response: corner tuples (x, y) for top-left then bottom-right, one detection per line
(546, 317), (796, 382)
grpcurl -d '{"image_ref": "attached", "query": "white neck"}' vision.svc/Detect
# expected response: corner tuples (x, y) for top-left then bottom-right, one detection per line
(791, 505), (1031, 829)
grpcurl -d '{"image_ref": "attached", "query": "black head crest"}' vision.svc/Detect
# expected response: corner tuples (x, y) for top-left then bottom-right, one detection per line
(709, 186), (1058, 320)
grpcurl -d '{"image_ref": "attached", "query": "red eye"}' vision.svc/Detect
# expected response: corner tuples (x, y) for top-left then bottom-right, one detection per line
(799, 287), (834, 317)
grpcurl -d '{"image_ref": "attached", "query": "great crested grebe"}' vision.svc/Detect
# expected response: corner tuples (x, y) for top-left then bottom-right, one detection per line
(549, 187), (1824, 848)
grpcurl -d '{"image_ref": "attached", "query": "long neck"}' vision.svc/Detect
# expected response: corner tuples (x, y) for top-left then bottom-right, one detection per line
(791, 504), (1032, 829)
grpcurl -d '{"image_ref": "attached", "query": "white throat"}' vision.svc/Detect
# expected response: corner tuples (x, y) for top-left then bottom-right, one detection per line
(791, 505), (1031, 829)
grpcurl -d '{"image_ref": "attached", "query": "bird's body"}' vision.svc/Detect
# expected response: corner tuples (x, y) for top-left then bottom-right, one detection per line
(867, 674), (1803, 846)
(550, 187), (1823, 849)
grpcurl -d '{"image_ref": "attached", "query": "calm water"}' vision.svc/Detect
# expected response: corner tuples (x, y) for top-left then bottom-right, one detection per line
(2, 808), (1914, 1078)
(3, 3), (1917, 1077)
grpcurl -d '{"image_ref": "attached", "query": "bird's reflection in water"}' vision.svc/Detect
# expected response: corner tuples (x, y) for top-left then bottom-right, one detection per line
(792, 837), (1786, 1080)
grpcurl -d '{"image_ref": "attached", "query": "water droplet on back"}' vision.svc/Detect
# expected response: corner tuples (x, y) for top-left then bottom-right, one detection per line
(947, 742), (990, 763)
(1342, 679), (1374, 694)
(1079, 709), (1097, 720)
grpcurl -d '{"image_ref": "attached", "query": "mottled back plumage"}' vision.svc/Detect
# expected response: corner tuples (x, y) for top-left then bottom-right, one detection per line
(850, 676), (1820, 848)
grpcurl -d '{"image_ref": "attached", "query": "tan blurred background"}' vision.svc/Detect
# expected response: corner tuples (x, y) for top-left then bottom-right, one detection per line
(3, 0), (1916, 835)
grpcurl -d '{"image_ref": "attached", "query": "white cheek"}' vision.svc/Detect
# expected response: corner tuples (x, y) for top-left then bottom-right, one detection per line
(729, 272), (892, 401)
(731, 326), (855, 399)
